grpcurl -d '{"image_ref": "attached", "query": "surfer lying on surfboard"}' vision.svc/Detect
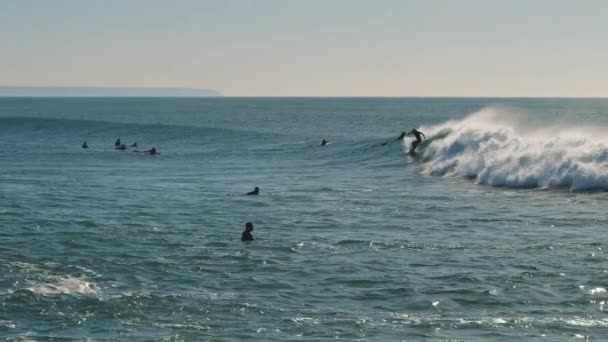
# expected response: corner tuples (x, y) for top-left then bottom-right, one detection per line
(407, 128), (426, 152)
(146, 147), (159, 155)
(246, 187), (259, 196)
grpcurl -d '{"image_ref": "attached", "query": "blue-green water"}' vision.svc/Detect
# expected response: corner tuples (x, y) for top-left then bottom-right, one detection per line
(1, 98), (608, 341)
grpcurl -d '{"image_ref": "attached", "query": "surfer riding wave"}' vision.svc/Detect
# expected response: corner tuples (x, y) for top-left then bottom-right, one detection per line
(408, 107), (608, 191)
(407, 128), (426, 152)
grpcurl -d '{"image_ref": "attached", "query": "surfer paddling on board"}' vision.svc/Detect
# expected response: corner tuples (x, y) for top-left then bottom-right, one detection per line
(320, 139), (330, 146)
(146, 147), (158, 155)
(407, 128), (426, 152)
(246, 187), (260, 196)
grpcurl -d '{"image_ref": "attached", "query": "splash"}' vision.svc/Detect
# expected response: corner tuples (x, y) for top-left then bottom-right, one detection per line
(416, 107), (608, 191)
(27, 276), (98, 296)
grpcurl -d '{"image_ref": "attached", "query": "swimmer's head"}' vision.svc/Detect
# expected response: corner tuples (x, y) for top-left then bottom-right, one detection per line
(245, 222), (254, 231)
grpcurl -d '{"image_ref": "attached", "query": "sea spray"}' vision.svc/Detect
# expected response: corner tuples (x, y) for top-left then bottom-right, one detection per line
(418, 107), (608, 190)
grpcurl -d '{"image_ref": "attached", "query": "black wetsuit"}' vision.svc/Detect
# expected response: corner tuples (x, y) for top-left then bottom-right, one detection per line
(241, 230), (254, 241)
(408, 129), (426, 151)
(246, 188), (259, 195)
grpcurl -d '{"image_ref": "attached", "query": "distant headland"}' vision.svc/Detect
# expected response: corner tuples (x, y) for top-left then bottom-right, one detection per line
(0, 86), (222, 97)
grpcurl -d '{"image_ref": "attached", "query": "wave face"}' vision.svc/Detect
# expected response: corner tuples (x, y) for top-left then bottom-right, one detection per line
(419, 107), (608, 191)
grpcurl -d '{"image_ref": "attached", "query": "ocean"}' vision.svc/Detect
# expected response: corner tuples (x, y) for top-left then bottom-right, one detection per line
(1, 97), (607, 341)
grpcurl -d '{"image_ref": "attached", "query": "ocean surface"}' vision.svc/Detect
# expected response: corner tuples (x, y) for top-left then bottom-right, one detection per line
(1, 98), (608, 341)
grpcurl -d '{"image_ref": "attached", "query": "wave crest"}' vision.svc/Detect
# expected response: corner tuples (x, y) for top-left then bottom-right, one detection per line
(418, 108), (608, 191)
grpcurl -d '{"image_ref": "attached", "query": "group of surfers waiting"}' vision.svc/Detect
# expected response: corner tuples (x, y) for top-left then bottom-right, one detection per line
(240, 186), (261, 241)
(81, 138), (159, 155)
(81, 127), (424, 158)
(81, 128), (427, 242)
(84, 128), (426, 242)
(244, 128), (426, 242)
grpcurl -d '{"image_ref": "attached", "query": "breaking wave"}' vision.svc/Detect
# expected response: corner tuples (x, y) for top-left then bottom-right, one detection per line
(416, 107), (608, 191)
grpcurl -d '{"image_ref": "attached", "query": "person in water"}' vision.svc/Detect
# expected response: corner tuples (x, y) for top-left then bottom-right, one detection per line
(397, 131), (406, 140)
(82, 141), (88, 149)
(146, 147), (158, 155)
(114, 138), (121, 147)
(320, 139), (329, 146)
(241, 222), (254, 241)
(116, 144), (127, 150)
(130, 142), (137, 147)
(246, 187), (260, 196)
(407, 128), (426, 151)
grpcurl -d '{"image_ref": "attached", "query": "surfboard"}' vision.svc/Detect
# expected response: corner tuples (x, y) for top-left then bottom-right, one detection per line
(409, 128), (452, 154)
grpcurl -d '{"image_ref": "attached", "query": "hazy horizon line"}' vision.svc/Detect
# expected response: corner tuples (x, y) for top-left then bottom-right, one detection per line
(0, 86), (222, 97)
(1, 95), (608, 99)
(2, 86), (608, 99)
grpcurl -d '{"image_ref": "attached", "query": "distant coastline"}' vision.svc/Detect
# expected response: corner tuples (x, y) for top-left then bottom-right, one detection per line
(0, 86), (222, 97)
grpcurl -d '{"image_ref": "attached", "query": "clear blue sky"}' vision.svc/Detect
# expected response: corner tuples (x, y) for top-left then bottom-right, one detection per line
(2, 0), (607, 96)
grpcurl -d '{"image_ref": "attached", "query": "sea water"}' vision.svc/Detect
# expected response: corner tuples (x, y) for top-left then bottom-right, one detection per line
(1, 98), (608, 341)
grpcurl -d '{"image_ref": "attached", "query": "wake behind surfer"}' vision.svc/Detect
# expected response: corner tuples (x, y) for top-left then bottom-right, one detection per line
(381, 131), (406, 146)
(407, 128), (426, 152)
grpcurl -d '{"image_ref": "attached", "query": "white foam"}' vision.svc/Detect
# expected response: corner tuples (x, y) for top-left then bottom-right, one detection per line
(0, 320), (15, 328)
(418, 107), (608, 190)
(27, 276), (98, 296)
(589, 287), (607, 296)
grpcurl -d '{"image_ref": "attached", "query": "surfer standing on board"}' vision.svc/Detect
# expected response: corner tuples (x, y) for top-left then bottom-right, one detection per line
(407, 128), (426, 152)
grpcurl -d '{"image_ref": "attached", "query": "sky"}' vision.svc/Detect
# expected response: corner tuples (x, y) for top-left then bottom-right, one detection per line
(1, 0), (607, 97)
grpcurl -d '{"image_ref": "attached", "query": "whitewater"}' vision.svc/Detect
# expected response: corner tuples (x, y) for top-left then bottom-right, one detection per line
(417, 107), (608, 191)
(1, 97), (607, 341)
